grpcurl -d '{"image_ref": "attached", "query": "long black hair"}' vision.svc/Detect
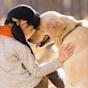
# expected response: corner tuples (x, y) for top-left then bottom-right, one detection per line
(5, 4), (40, 56)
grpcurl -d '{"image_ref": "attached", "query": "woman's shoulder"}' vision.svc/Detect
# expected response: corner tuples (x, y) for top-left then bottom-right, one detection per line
(0, 35), (26, 48)
(0, 35), (30, 55)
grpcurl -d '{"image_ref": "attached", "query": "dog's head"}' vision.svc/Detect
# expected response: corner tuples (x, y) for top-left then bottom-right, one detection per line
(39, 11), (78, 48)
(39, 11), (66, 48)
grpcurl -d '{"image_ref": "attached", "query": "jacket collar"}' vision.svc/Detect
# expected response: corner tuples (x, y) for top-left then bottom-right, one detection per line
(0, 25), (13, 38)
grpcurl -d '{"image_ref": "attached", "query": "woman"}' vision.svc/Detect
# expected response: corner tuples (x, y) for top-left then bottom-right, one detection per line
(0, 4), (74, 88)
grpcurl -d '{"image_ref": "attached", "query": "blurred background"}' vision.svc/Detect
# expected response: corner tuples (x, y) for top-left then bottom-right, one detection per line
(0, 0), (88, 19)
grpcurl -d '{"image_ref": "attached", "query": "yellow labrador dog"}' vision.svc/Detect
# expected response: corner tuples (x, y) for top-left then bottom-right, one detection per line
(38, 11), (88, 88)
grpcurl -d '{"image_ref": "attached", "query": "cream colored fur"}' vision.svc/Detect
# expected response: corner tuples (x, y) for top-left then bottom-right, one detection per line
(39, 11), (88, 88)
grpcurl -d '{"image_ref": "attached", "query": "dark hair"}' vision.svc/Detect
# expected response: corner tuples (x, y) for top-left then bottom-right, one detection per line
(5, 4), (40, 56)
(5, 4), (40, 29)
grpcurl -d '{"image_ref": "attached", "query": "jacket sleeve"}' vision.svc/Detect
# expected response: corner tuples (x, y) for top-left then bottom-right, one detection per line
(16, 44), (62, 77)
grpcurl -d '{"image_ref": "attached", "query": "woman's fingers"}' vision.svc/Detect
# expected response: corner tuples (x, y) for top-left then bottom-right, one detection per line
(59, 43), (75, 63)
(67, 47), (74, 55)
(65, 45), (74, 55)
(62, 43), (74, 50)
(64, 49), (74, 62)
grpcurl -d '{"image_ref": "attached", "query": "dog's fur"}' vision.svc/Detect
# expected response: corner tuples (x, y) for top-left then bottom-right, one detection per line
(36, 11), (88, 88)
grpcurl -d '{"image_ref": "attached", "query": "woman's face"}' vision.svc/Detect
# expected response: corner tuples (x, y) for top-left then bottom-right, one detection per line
(20, 20), (42, 44)
(20, 20), (34, 37)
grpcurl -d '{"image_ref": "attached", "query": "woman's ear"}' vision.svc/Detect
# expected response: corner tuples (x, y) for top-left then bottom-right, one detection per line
(46, 18), (65, 48)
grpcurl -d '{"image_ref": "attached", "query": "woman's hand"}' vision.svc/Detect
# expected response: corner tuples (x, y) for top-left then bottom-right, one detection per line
(59, 43), (75, 64)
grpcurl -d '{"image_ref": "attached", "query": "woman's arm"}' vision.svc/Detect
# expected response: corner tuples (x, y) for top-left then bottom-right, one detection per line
(16, 43), (74, 77)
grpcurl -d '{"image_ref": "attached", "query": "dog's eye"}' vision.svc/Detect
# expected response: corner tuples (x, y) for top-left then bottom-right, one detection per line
(39, 35), (50, 47)
(28, 38), (33, 42)
(43, 35), (50, 42)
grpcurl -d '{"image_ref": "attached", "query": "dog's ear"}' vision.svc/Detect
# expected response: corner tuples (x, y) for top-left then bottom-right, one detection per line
(61, 16), (77, 41)
(46, 18), (65, 48)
